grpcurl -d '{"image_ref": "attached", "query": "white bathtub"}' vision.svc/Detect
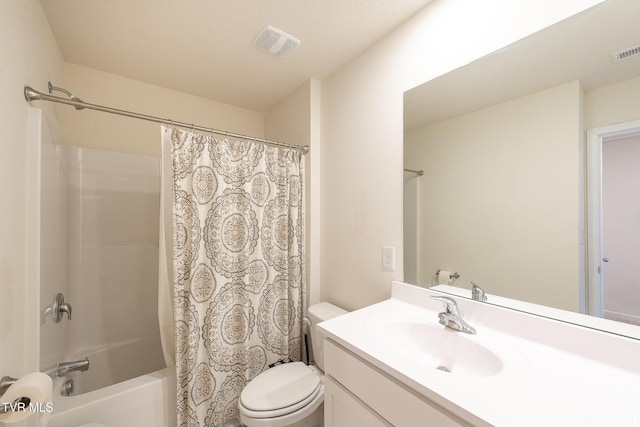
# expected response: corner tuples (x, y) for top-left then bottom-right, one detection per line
(60, 338), (166, 396)
(45, 367), (176, 427)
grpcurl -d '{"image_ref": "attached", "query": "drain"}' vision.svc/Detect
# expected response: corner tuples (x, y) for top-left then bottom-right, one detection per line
(436, 366), (451, 373)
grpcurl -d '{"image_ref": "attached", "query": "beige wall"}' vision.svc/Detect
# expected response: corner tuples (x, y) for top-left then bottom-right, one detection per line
(405, 81), (582, 311)
(61, 63), (265, 156)
(0, 0), (64, 378)
(585, 75), (640, 129)
(319, 0), (603, 311)
(264, 81), (312, 148)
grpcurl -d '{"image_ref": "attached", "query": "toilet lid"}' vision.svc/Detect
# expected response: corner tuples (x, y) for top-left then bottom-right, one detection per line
(240, 362), (320, 413)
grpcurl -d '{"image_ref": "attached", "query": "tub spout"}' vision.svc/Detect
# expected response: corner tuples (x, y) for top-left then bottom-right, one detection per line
(56, 358), (90, 377)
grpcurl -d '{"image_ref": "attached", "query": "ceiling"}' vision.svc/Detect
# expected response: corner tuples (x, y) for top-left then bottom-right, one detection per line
(404, 0), (640, 130)
(40, 0), (432, 111)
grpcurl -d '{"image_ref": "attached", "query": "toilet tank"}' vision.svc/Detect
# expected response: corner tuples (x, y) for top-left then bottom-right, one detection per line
(307, 302), (347, 371)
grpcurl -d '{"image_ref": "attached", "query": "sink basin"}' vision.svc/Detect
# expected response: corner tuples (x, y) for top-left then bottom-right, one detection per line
(369, 311), (503, 378)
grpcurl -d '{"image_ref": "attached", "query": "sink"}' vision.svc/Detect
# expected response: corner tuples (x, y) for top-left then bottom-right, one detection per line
(369, 311), (503, 378)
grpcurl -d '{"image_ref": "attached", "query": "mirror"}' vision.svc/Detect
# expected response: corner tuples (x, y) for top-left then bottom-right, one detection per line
(403, 0), (640, 337)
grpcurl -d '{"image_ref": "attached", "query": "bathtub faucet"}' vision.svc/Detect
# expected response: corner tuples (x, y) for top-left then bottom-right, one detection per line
(56, 358), (90, 377)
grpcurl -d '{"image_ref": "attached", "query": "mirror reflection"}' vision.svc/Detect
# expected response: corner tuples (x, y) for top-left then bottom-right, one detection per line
(403, 0), (640, 334)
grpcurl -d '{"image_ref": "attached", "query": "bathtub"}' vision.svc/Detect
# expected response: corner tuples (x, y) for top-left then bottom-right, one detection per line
(45, 367), (176, 427)
(59, 337), (165, 396)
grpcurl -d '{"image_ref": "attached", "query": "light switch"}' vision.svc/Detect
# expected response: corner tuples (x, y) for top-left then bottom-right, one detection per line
(382, 246), (395, 271)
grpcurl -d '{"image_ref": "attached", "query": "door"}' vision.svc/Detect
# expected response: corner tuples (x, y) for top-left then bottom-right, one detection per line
(586, 120), (640, 321)
(601, 132), (640, 324)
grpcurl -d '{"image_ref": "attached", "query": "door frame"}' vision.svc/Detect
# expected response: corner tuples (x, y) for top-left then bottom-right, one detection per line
(586, 119), (640, 317)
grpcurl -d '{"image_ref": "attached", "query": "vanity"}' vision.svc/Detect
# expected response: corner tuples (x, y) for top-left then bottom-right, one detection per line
(318, 282), (640, 426)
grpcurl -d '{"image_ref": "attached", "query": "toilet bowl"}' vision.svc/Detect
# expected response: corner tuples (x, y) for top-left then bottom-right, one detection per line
(238, 302), (347, 427)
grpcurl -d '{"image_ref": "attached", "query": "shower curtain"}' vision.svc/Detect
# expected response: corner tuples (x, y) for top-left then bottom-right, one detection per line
(160, 126), (306, 426)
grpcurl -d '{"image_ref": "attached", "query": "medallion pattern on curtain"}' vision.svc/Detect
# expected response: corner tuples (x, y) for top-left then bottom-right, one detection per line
(164, 127), (306, 426)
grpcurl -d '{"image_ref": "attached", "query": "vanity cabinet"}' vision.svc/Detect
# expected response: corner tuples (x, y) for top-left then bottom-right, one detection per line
(323, 339), (471, 427)
(324, 376), (391, 427)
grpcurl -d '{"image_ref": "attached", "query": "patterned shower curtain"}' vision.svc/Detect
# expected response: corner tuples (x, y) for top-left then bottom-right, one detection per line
(163, 126), (306, 426)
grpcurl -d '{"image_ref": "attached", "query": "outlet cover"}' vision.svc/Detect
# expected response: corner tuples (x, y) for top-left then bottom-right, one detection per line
(382, 246), (395, 271)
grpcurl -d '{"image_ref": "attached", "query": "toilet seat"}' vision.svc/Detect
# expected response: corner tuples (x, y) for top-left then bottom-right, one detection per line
(239, 362), (321, 419)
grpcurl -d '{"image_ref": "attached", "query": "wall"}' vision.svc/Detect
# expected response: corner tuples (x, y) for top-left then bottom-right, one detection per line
(319, 0), (603, 311)
(39, 116), (70, 371)
(39, 143), (166, 384)
(584, 75), (640, 130)
(0, 0), (63, 382)
(61, 63), (265, 156)
(405, 81), (582, 311)
(60, 146), (165, 374)
(264, 81), (312, 148)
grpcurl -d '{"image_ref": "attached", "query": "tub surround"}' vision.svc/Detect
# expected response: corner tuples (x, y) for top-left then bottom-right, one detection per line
(46, 367), (176, 427)
(319, 281), (640, 426)
(39, 143), (165, 389)
(57, 337), (164, 395)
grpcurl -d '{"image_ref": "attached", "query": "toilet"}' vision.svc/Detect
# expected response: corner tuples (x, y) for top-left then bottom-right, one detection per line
(238, 302), (347, 427)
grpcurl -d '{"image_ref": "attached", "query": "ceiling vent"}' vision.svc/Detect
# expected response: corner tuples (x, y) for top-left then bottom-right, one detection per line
(612, 45), (640, 62)
(253, 26), (300, 59)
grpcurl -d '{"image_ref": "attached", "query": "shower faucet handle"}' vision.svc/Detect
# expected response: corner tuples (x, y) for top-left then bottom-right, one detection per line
(59, 300), (72, 321)
(42, 292), (72, 323)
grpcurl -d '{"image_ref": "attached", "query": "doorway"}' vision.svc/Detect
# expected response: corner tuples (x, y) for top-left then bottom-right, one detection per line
(586, 120), (640, 324)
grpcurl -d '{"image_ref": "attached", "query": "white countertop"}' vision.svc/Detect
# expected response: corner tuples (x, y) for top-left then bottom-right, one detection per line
(318, 282), (640, 426)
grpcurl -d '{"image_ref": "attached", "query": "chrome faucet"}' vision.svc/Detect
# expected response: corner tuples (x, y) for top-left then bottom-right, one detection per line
(56, 358), (90, 376)
(471, 282), (487, 302)
(431, 295), (476, 334)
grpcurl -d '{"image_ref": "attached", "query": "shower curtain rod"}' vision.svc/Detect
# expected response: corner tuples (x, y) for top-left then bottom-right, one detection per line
(404, 168), (424, 176)
(24, 83), (309, 154)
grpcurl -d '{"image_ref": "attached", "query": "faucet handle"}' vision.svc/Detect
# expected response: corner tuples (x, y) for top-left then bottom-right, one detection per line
(43, 292), (73, 323)
(430, 295), (460, 315)
(471, 282), (487, 302)
(59, 301), (72, 320)
(431, 295), (476, 334)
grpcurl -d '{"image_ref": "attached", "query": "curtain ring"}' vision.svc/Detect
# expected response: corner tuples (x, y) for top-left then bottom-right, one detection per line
(168, 119), (177, 138)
